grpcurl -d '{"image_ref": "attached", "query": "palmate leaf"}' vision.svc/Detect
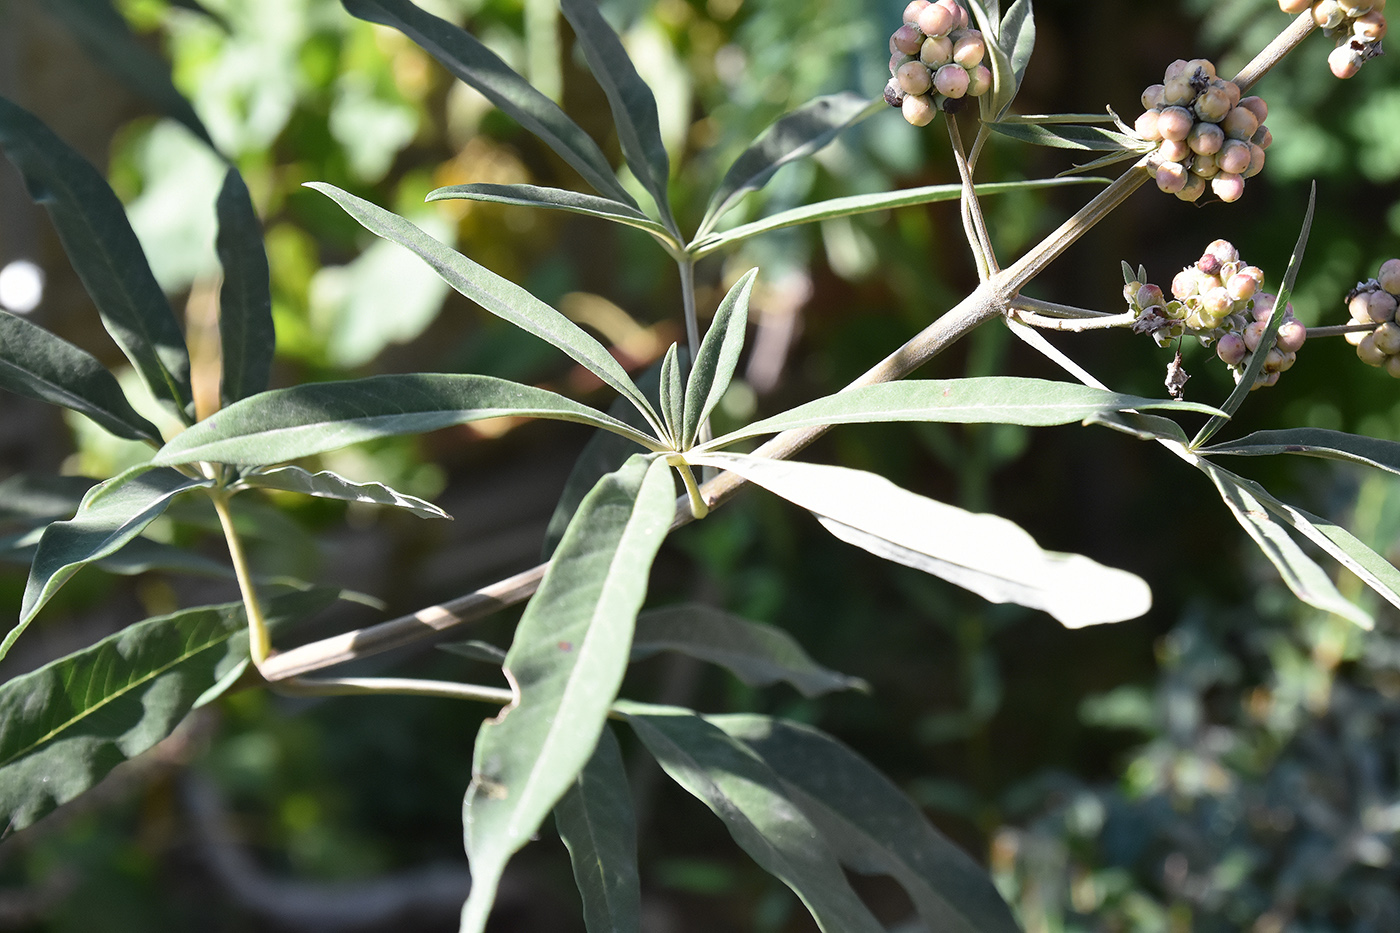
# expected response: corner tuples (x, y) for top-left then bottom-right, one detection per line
(701, 377), (1218, 450)
(559, 0), (676, 233)
(461, 455), (674, 933)
(1200, 461), (1372, 629)
(682, 270), (756, 449)
(696, 93), (878, 240)
(618, 704), (886, 933)
(0, 590), (336, 833)
(308, 183), (663, 434)
(553, 725), (641, 933)
(10, 469), (214, 653)
(1202, 428), (1400, 475)
(215, 167), (274, 405)
(426, 184), (672, 241)
(714, 715), (1024, 933)
(0, 96), (193, 420)
(632, 604), (866, 697)
(341, 0), (637, 207)
(689, 177), (1105, 257)
(151, 373), (661, 468)
(235, 466), (452, 520)
(0, 309), (161, 444)
(689, 452), (1151, 627)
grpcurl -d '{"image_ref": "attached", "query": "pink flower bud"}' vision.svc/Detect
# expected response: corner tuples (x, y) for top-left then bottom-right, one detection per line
(1354, 11), (1387, 40)
(1141, 84), (1166, 110)
(1222, 106), (1259, 140)
(965, 64), (993, 97)
(1277, 320), (1307, 353)
(920, 35), (954, 66)
(1157, 106), (1194, 141)
(933, 63), (969, 98)
(1211, 172), (1246, 202)
(1187, 121), (1224, 155)
(953, 31), (986, 67)
(902, 93), (937, 126)
(893, 23), (924, 55)
(1218, 139), (1252, 175)
(897, 61), (933, 96)
(1238, 96), (1268, 124)
(1155, 161), (1188, 193)
(1227, 272), (1258, 301)
(1359, 332), (1389, 366)
(1378, 258), (1400, 295)
(1157, 138), (1191, 163)
(1217, 332), (1247, 365)
(904, 0), (931, 22)
(1329, 45), (1364, 79)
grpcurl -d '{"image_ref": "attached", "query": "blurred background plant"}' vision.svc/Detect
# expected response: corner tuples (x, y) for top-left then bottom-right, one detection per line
(0, 0), (1396, 929)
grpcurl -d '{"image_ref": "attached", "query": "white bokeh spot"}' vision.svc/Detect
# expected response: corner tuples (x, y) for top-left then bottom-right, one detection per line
(0, 260), (45, 314)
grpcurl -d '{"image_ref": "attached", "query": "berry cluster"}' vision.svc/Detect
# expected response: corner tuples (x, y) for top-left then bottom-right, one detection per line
(1125, 240), (1305, 390)
(1279, 0), (1387, 78)
(885, 0), (992, 126)
(1343, 259), (1400, 375)
(1134, 60), (1272, 203)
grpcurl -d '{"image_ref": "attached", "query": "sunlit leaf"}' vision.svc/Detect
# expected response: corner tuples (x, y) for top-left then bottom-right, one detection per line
(0, 96), (193, 419)
(215, 167), (274, 405)
(0, 310), (161, 444)
(461, 455), (674, 933)
(1202, 428), (1400, 476)
(235, 466), (451, 519)
(658, 343), (684, 446)
(632, 604), (866, 697)
(152, 373), (661, 467)
(986, 120), (1149, 151)
(426, 183), (671, 241)
(688, 453), (1151, 627)
(682, 270), (756, 449)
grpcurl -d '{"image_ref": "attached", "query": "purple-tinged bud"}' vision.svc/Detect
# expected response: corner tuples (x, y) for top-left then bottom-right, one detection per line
(921, 35), (954, 66)
(1226, 272), (1258, 301)
(1162, 77), (1196, 107)
(1187, 121), (1224, 155)
(1218, 139), (1252, 175)
(1378, 258), (1400, 295)
(1277, 319), (1307, 353)
(1137, 283), (1165, 309)
(897, 61), (934, 95)
(893, 23), (924, 55)
(884, 78), (907, 108)
(942, 0), (970, 30)
(953, 31), (986, 67)
(903, 93), (937, 126)
(1211, 172), (1246, 202)
(1212, 78), (1242, 108)
(933, 63), (969, 98)
(1222, 106), (1259, 140)
(1357, 289), (1399, 323)
(1354, 11), (1387, 40)
(1177, 171), (1208, 202)
(1157, 106), (1195, 141)
(891, 52), (913, 74)
(918, 2), (957, 36)
(1194, 87), (1232, 123)
(1244, 321), (1267, 352)
(1217, 332), (1248, 365)
(1204, 239), (1239, 267)
(1329, 45), (1365, 79)
(1359, 332), (1389, 366)
(1157, 138), (1191, 163)
(1244, 143), (1267, 178)
(904, 0), (931, 23)
(1164, 59), (1191, 82)
(1238, 96), (1268, 123)
(1155, 161), (1189, 193)
(1142, 84), (1166, 110)
(1258, 370), (1280, 388)
(965, 64), (993, 97)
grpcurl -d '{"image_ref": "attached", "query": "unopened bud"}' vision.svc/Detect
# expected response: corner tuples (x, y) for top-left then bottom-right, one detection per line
(1354, 11), (1387, 40)
(1137, 283), (1165, 309)
(1313, 0), (1348, 29)
(1218, 139), (1252, 175)
(1187, 121), (1224, 155)
(1277, 319), (1307, 353)
(921, 35), (954, 66)
(893, 23), (924, 55)
(1177, 171), (1208, 202)
(1358, 332), (1389, 366)
(1372, 322), (1400, 356)
(1142, 84), (1166, 110)
(1329, 44), (1365, 79)
(1157, 106), (1195, 141)
(917, 3), (956, 37)
(934, 63), (969, 98)
(1279, 0), (1312, 12)
(965, 64), (993, 97)
(1217, 332), (1247, 365)
(1238, 96), (1268, 124)
(1354, 289), (1398, 323)
(904, 0), (931, 22)
(903, 93), (937, 126)
(1191, 152), (1221, 178)
(1157, 138), (1191, 163)
(897, 61), (934, 95)
(884, 78), (907, 107)
(1211, 172), (1246, 202)
(1221, 106), (1259, 140)
(1204, 239), (1239, 269)
(1173, 268), (1201, 299)
(1244, 143), (1267, 178)
(1194, 87), (1232, 123)
(1226, 272), (1258, 301)
(1244, 321), (1267, 352)
(1378, 258), (1400, 295)
(953, 31), (986, 67)
(1155, 160), (1189, 193)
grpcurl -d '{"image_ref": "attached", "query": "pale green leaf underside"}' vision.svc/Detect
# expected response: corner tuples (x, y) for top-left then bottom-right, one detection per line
(987, 120), (1149, 152)
(426, 183), (670, 240)
(1202, 428), (1400, 476)
(236, 466), (452, 519)
(682, 270), (757, 449)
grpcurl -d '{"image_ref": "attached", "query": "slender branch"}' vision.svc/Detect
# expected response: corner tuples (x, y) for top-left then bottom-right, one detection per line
(679, 258), (700, 363)
(274, 676), (515, 705)
(947, 115), (996, 279)
(212, 492), (271, 668)
(1308, 324), (1378, 338)
(1010, 308), (1137, 332)
(1012, 296), (1117, 319)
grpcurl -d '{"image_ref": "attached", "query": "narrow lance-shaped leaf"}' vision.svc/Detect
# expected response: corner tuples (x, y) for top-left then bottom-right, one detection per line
(560, 0), (676, 232)
(341, 0), (637, 207)
(690, 177), (1105, 257)
(0, 590), (336, 832)
(216, 167), (275, 405)
(0, 309), (161, 443)
(619, 704), (886, 933)
(658, 343), (684, 446)
(234, 466), (452, 520)
(689, 452), (1151, 628)
(10, 469), (213, 646)
(682, 269), (756, 448)
(152, 373), (661, 468)
(632, 604), (866, 698)
(461, 455), (674, 933)
(977, 0), (1036, 122)
(985, 120), (1150, 152)
(426, 184), (672, 241)
(713, 715), (1025, 933)
(702, 377), (1218, 450)
(1202, 428), (1400, 476)
(1199, 461), (1372, 629)
(0, 96), (193, 420)
(696, 93), (878, 239)
(308, 184), (663, 434)
(553, 725), (641, 933)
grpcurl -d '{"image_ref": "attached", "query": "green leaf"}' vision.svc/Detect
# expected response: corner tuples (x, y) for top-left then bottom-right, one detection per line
(975, 0), (1036, 123)
(341, 0), (636, 207)
(986, 120), (1150, 152)
(691, 177), (1104, 258)
(682, 270), (756, 449)
(308, 183), (663, 434)
(0, 530), (232, 582)
(235, 466), (451, 519)
(1199, 461), (1371, 628)
(10, 469), (213, 644)
(559, 0), (675, 231)
(632, 604), (866, 697)
(0, 309), (162, 443)
(1192, 185), (1315, 449)
(1083, 410), (1189, 444)
(0, 96), (193, 420)
(619, 705), (885, 933)
(215, 167), (275, 405)
(426, 184), (672, 241)
(658, 343), (684, 446)
(0, 590), (335, 832)
(152, 373), (661, 468)
(697, 94), (878, 239)
(689, 453), (1151, 627)
(0, 475), (95, 525)
(461, 455), (674, 933)
(553, 725), (641, 933)
(713, 715), (1024, 933)
(1201, 428), (1400, 476)
(41, 0), (213, 147)
(703, 377), (1217, 449)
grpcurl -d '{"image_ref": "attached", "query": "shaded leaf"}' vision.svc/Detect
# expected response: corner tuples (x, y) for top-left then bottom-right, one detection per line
(553, 726), (641, 933)
(632, 604), (866, 697)
(986, 120), (1149, 152)
(697, 94), (877, 238)
(714, 715), (1024, 933)
(0, 310), (161, 443)
(426, 184), (671, 240)
(215, 167), (274, 405)
(1202, 428), (1400, 476)
(461, 455), (674, 933)
(689, 453), (1151, 627)
(438, 640), (508, 665)
(1084, 410), (1189, 444)
(682, 270), (756, 449)
(619, 705), (885, 933)
(0, 96), (193, 419)
(0, 475), (95, 525)
(236, 466), (451, 520)
(152, 373), (660, 468)
(341, 0), (636, 206)
(308, 183), (662, 433)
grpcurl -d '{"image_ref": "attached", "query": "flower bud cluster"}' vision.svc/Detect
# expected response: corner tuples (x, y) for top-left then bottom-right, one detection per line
(1279, 0), (1388, 79)
(1343, 258), (1400, 376)
(1135, 59), (1272, 204)
(1125, 240), (1305, 390)
(885, 0), (993, 126)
